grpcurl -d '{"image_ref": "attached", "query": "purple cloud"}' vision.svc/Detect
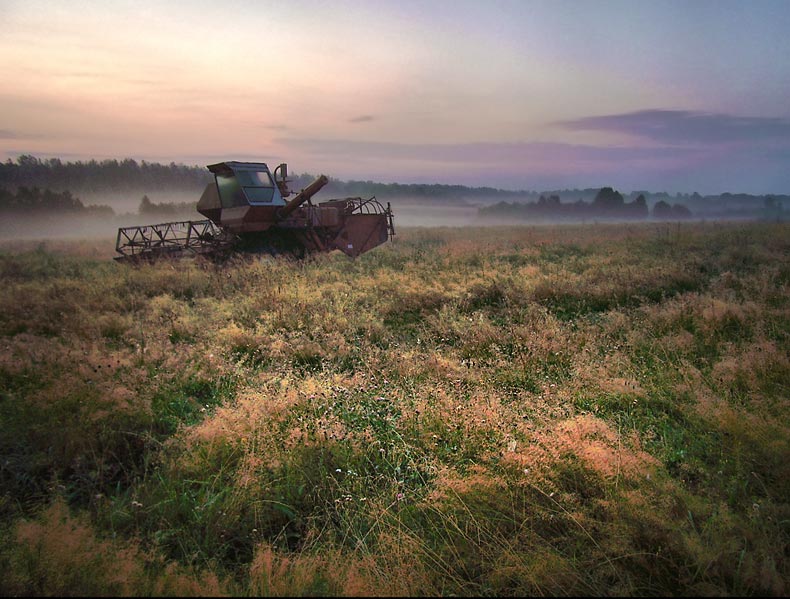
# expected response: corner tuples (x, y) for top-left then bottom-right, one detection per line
(276, 137), (702, 164)
(349, 115), (375, 123)
(559, 109), (790, 144)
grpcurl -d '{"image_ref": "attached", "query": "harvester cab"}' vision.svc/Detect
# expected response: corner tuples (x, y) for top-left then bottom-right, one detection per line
(115, 161), (395, 261)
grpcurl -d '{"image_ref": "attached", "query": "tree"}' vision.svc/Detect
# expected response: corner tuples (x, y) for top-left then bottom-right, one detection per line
(139, 195), (153, 214)
(630, 194), (649, 218)
(592, 187), (625, 211)
(763, 197), (785, 221)
(653, 200), (673, 219)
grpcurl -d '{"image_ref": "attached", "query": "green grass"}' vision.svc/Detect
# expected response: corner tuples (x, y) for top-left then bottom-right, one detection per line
(0, 221), (788, 595)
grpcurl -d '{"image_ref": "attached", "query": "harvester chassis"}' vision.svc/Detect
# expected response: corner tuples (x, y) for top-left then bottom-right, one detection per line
(115, 195), (394, 261)
(115, 161), (395, 261)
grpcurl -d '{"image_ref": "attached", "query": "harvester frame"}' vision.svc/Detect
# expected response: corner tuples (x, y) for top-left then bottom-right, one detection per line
(115, 161), (394, 261)
(115, 219), (234, 261)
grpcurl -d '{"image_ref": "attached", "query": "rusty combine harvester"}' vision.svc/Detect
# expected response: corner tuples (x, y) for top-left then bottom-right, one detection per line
(115, 161), (394, 261)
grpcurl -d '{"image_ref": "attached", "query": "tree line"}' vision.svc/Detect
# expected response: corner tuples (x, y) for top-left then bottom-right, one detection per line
(0, 155), (786, 220)
(0, 188), (207, 218)
(0, 186), (114, 216)
(0, 155), (212, 194)
(479, 187), (693, 221)
(0, 155), (532, 202)
(138, 195), (196, 217)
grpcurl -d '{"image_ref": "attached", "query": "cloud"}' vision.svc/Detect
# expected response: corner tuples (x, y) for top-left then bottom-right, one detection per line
(559, 109), (790, 144)
(276, 137), (702, 165)
(349, 115), (375, 123)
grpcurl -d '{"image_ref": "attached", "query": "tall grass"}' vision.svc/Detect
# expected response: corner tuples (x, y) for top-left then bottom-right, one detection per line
(0, 221), (788, 595)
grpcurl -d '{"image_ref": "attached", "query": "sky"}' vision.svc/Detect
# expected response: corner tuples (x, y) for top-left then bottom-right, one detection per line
(1, 0), (790, 194)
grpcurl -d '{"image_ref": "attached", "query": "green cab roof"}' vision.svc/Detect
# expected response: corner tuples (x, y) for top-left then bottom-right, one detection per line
(207, 161), (271, 177)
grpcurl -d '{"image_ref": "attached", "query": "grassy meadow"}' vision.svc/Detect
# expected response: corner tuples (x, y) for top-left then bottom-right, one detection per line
(0, 221), (788, 596)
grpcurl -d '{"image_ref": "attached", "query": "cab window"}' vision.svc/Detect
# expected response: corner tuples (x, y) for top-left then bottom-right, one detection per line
(216, 174), (247, 208)
(237, 170), (275, 203)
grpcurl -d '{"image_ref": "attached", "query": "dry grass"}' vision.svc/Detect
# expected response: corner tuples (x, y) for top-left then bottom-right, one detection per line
(0, 221), (788, 595)
(3, 500), (227, 596)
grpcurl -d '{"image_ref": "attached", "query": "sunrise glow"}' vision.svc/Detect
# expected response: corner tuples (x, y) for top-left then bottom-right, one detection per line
(2, 0), (790, 193)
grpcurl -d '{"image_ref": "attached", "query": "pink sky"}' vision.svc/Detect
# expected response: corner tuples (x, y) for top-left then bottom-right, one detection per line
(2, 0), (790, 193)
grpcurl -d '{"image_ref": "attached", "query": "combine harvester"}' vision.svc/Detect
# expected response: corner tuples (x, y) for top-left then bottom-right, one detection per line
(115, 161), (394, 261)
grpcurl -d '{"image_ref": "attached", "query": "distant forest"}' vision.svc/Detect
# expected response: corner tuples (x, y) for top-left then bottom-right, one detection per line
(0, 155), (211, 195)
(0, 155), (535, 204)
(0, 155), (787, 221)
(480, 190), (787, 222)
(0, 186), (114, 216)
(479, 188), (694, 221)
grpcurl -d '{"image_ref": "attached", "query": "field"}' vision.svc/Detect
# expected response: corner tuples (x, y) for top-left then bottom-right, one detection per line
(0, 221), (788, 596)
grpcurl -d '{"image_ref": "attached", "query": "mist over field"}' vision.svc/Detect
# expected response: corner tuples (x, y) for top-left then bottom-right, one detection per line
(0, 194), (194, 242)
(0, 202), (479, 242)
(1, 157), (785, 245)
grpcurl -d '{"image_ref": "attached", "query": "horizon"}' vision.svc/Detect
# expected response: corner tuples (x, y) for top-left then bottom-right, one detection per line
(4, 153), (789, 199)
(2, 0), (790, 195)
